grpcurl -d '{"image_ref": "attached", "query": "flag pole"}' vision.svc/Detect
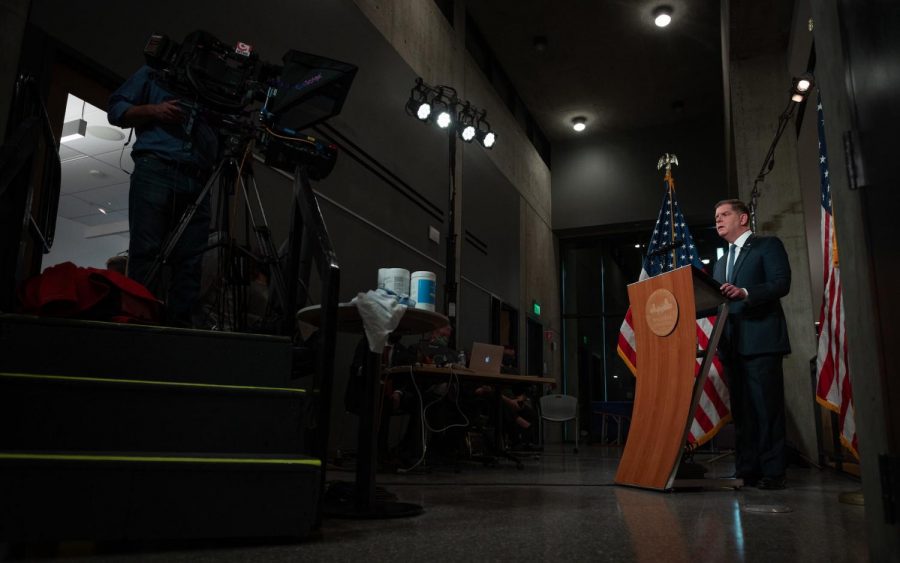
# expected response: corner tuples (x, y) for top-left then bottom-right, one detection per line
(657, 153), (679, 270)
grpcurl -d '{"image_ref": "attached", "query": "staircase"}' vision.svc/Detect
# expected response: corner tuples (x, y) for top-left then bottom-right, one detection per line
(0, 313), (321, 541)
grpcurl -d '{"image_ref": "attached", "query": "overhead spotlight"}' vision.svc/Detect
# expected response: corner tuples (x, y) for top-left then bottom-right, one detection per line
(461, 123), (476, 141)
(430, 87), (455, 129)
(404, 78), (495, 148)
(436, 109), (452, 129)
(405, 78), (432, 121)
(60, 118), (87, 143)
(476, 115), (496, 149)
(572, 116), (587, 132)
(653, 6), (673, 27)
(790, 74), (815, 102)
(458, 104), (478, 142)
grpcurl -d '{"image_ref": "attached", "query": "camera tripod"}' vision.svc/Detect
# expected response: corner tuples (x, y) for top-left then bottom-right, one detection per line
(145, 145), (294, 333)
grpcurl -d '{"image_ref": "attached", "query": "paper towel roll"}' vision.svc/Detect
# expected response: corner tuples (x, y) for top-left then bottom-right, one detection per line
(377, 268), (410, 296)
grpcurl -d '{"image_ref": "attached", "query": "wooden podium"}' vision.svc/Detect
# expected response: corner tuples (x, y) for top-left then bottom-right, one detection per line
(614, 265), (730, 490)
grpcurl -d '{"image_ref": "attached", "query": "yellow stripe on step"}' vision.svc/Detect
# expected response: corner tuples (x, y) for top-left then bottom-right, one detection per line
(0, 452), (321, 466)
(0, 372), (306, 394)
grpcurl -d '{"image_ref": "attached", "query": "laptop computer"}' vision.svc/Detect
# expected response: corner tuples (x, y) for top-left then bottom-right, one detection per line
(469, 342), (505, 374)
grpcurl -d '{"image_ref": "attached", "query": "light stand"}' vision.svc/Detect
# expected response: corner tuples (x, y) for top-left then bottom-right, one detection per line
(404, 78), (496, 348)
(444, 126), (458, 341)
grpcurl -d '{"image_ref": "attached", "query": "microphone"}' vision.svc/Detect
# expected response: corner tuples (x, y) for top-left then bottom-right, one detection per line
(648, 239), (684, 257)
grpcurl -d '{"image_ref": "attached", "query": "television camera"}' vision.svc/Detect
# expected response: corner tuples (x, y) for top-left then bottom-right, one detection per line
(141, 30), (357, 334)
(143, 29), (357, 178)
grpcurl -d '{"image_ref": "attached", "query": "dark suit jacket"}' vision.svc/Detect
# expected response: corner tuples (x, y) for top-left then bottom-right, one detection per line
(713, 234), (791, 357)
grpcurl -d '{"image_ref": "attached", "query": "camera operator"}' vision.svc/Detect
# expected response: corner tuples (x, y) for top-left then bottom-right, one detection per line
(108, 65), (219, 327)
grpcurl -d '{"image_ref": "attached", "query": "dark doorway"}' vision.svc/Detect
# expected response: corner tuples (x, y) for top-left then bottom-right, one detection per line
(490, 297), (519, 372)
(525, 316), (543, 377)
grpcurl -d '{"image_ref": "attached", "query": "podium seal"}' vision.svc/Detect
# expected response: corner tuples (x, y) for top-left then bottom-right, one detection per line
(645, 288), (678, 337)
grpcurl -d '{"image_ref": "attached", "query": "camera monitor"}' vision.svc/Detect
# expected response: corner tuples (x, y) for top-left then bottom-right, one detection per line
(266, 50), (358, 133)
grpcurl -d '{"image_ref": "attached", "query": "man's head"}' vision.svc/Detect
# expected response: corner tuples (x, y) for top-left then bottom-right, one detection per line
(106, 255), (128, 275)
(714, 199), (751, 243)
(429, 324), (452, 344)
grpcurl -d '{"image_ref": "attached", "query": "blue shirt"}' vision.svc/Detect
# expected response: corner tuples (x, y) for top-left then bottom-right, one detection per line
(108, 66), (218, 170)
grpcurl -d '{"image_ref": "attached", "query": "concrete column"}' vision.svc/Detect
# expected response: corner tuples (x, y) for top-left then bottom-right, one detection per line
(730, 53), (819, 462)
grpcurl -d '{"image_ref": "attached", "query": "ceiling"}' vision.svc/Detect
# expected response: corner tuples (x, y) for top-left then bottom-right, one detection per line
(465, 1), (726, 143)
(51, 1), (792, 231)
(58, 94), (133, 232)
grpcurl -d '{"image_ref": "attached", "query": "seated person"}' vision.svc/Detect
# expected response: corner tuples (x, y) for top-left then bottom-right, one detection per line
(346, 334), (422, 469)
(500, 383), (538, 449)
(495, 346), (537, 448)
(500, 344), (518, 374)
(417, 324), (460, 367)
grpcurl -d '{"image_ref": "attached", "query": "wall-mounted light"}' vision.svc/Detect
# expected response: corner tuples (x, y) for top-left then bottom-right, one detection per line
(791, 74), (815, 102)
(653, 6), (673, 27)
(749, 72), (817, 228)
(572, 116), (587, 132)
(60, 119), (87, 143)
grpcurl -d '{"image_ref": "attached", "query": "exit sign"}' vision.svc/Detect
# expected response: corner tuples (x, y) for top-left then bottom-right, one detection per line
(532, 301), (541, 316)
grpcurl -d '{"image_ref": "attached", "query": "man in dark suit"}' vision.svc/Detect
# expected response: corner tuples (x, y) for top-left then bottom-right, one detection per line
(713, 199), (791, 490)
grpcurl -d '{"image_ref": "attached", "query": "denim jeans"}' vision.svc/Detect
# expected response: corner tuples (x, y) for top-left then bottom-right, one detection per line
(128, 156), (210, 325)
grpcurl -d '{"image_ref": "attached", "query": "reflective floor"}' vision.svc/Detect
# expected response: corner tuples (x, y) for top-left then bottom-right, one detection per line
(8, 445), (868, 562)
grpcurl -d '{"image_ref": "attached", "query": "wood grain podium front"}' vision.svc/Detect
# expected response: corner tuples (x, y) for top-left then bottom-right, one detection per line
(614, 266), (730, 491)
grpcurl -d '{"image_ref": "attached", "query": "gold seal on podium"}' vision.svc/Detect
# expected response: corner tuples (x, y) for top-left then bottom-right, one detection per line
(645, 288), (679, 337)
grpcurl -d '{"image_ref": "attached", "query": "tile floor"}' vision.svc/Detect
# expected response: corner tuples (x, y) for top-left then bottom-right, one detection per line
(6, 445), (868, 562)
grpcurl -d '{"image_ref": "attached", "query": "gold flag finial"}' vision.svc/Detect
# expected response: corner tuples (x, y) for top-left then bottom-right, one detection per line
(657, 153), (679, 171)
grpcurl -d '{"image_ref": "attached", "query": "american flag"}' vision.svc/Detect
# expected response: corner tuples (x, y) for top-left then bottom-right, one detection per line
(616, 171), (731, 446)
(813, 92), (858, 459)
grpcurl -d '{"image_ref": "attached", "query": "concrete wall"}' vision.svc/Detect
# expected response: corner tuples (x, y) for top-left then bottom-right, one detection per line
(355, 0), (560, 378)
(552, 117), (727, 229)
(729, 52), (819, 463)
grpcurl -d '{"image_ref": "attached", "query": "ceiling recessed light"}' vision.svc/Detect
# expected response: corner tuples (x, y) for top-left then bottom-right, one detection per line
(571, 116), (587, 132)
(653, 6), (673, 27)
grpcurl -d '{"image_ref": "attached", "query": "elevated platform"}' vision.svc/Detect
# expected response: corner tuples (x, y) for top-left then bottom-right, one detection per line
(0, 314), (320, 542)
(0, 452), (320, 541)
(0, 314), (295, 386)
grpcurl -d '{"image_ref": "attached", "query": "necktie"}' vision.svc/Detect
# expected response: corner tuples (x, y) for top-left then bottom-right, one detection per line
(726, 244), (736, 283)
